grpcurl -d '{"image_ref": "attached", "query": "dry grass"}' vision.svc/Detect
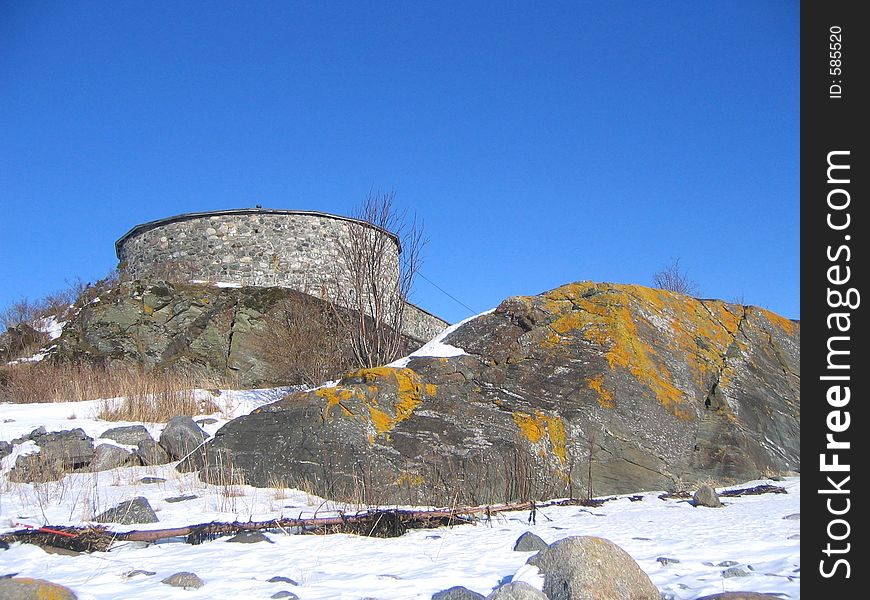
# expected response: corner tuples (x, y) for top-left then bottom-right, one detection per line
(1, 362), (223, 422)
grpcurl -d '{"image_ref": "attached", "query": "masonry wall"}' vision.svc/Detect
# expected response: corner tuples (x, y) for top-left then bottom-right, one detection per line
(117, 210), (448, 341)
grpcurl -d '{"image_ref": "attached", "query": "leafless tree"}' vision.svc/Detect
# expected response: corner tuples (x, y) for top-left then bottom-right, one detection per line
(653, 257), (700, 296)
(333, 191), (426, 368)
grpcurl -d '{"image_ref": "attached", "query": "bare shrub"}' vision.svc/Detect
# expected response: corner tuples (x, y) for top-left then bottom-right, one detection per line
(332, 190), (426, 368)
(97, 371), (219, 422)
(652, 257), (700, 296)
(257, 292), (356, 387)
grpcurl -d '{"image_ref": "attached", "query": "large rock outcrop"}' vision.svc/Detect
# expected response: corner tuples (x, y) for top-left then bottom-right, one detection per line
(184, 281), (800, 504)
(50, 280), (420, 387)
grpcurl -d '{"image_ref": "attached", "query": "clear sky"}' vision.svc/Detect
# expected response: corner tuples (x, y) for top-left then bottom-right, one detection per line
(0, 1), (799, 325)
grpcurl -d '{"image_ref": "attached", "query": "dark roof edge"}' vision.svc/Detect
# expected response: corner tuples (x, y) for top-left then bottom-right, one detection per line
(114, 208), (401, 259)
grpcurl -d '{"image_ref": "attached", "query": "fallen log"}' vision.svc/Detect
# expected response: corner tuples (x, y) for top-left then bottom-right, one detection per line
(2, 488), (743, 553)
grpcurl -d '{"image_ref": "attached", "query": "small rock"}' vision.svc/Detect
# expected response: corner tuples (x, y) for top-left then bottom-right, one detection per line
(12, 426), (46, 444)
(513, 532), (548, 552)
(94, 497), (158, 524)
(656, 557), (680, 566)
(716, 561), (739, 567)
(267, 576), (299, 585)
(195, 418), (219, 426)
(227, 531), (273, 544)
(0, 577), (78, 599)
(161, 571), (204, 589)
(722, 567), (751, 578)
(783, 513), (800, 520)
(432, 586), (487, 600)
(485, 581), (548, 599)
(124, 570), (156, 578)
(787, 534), (800, 540)
(165, 494), (198, 503)
(271, 592), (299, 600)
(693, 484), (723, 508)
(138, 477), (166, 484)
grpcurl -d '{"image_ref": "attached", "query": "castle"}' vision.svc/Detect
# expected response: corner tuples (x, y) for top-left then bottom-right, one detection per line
(115, 208), (447, 342)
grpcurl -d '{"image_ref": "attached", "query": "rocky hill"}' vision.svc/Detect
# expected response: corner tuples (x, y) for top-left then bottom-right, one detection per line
(50, 280), (417, 387)
(183, 281), (800, 505)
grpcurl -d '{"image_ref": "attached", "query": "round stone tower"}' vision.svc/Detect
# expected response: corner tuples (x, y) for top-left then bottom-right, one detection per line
(115, 208), (401, 300)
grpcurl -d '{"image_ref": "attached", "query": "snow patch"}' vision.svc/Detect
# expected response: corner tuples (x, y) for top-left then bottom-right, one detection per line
(388, 308), (494, 368)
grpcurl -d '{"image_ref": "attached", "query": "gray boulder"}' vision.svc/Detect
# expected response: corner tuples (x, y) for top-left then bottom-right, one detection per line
(161, 572), (204, 589)
(99, 425), (153, 446)
(693, 484), (723, 508)
(89, 444), (135, 471)
(0, 440), (12, 459)
(135, 438), (172, 465)
(486, 582), (548, 599)
(227, 531), (273, 544)
(0, 577), (77, 599)
(528, 536), (660, 600)
(159, 416), (208, 460)
(8, 429), (95, 482)
(514, 532), (548, 552)
(94, 497), (158, 524)
(188, 282), (800, 505)
(432, 587), (487, 600)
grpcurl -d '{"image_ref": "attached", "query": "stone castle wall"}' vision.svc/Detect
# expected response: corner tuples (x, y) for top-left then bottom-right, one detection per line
(116, 209), (447, 341)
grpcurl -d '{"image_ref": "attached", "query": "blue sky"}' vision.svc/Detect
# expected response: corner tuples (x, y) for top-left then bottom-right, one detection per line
(0, 1), (799, 325)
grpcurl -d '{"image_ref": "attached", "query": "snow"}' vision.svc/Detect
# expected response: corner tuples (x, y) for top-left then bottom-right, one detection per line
(0, 390), (800, 599)
(388, 309), (494, 368)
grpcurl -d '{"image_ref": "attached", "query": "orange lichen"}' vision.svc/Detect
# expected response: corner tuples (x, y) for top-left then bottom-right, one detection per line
(756, 307), (800, 336)
(513, 410), (568, 463)
(544, 415), (568, 463)
(314, 386), (356, 417)
(395, 472), (425, 487)
(346, 366), (436, 437)
(513, 411), (546, 443)
(587, 375), (615, 409)
(368, 405), (395, 434)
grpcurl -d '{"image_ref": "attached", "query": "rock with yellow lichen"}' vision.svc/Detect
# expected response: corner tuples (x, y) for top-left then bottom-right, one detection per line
(183, 281), (799, 506)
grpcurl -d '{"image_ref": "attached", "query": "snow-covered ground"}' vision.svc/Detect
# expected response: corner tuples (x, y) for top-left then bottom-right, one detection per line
(1, 389), (800, 599)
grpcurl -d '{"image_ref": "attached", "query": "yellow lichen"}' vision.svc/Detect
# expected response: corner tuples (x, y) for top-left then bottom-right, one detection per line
(395, 472), (425, 487)
(368, 405), (395, 434)
(314, 386), (356, 417)
(513, 411), (568, 463)
(513, 411), (546, 443)
(587, 375), (615, 409)
(544, 415), (568, 463)
(756, 307), (800, 335)
(346, 366), (435, 437)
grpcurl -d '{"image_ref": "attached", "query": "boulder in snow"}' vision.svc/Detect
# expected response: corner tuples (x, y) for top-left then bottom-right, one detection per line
(99, 425), (153, 446)
(94, 497), (158, 524)
(159, 416), (208, 460)
(486, 582), (548, 599)
(693, 484), (723, 508)
(528, 535), (660, 600)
